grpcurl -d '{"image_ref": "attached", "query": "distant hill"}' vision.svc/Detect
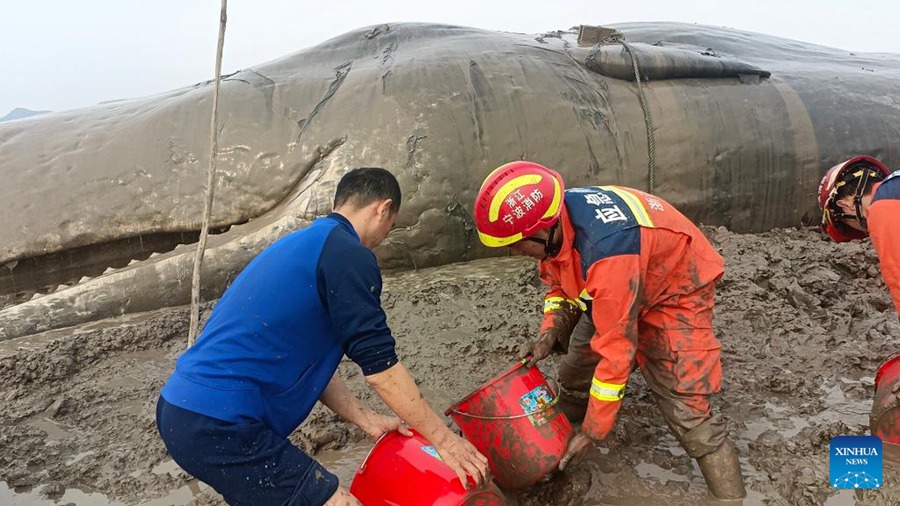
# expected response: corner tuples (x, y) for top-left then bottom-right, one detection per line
(0, 107), (51, 123)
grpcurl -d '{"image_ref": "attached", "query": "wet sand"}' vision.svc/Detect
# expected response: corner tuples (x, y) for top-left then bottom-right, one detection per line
(1, 226), (899, 505)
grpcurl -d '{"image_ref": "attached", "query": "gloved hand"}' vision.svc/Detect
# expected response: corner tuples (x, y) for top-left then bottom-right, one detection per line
(559, 431), (594, 471)
(521, 302), (582, 364)
(519, 332), (557, 364)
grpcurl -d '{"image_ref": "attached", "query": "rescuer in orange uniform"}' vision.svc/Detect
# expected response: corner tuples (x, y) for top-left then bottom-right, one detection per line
(818, 155), (900, 445)
(819, 155), (900, 316)
(474, 161), (745, 500)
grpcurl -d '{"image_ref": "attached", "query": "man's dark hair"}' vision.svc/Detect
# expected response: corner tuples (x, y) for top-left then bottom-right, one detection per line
(333, 167), (402, 214)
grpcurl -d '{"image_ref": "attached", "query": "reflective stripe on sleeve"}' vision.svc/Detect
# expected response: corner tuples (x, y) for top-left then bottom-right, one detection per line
(543, 296), (566, 313)
(543, 296), (584, 313)
(590, 378), (626, 402)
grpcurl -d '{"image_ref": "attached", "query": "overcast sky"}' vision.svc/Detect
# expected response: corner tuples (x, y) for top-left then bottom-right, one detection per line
(2, 0), (898, 116)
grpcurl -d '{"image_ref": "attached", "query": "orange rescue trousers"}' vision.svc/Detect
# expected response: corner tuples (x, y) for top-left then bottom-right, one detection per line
(556, 282), (726, 459)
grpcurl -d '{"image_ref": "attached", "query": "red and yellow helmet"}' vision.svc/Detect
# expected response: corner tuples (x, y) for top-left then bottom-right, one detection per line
(474, 161), (564, 247)
(818, 155), (890, 242)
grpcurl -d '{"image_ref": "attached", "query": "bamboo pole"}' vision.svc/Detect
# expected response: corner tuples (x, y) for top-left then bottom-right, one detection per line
(188, 0), (228, 347)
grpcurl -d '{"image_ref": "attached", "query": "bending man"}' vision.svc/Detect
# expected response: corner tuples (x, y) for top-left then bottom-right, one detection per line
(157, 167), (488, 505)
(818, 155), (900, 315)
(818, 155), (900, 444)
(473, 161), (745, 500)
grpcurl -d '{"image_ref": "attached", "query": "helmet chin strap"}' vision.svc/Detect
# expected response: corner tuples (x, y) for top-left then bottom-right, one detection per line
(522, 222), (562, 259)
(544, 222), (561, 258)
(852, 168), (872, 231)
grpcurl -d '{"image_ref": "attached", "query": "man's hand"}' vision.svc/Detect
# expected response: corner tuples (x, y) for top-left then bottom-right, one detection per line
(365, 363), (489, 489)
(432, 433), (490, 489)
(523, 303), (581, 364)
(360, 413), (412, 441)
(559, 431), (594, 471)
(520, 332), (558, 364)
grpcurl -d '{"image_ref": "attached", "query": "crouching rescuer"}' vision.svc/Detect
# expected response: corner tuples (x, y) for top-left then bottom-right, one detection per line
(818, 155), (900, 443)
(473, 161), (746, 500)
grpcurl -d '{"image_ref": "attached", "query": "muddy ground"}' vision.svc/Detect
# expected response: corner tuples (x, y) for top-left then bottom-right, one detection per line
(1, 226), (899, 505)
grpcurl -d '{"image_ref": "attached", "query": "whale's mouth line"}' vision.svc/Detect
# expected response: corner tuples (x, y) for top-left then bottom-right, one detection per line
(0, 227), (244, 311)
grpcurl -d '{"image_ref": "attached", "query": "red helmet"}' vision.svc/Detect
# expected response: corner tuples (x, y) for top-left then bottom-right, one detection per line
(474, 161), (564, 247)
(818, 155), (890, 242)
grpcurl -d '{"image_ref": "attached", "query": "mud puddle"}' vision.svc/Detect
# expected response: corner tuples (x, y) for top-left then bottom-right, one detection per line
(1, 482), (123, 505)
(316, 440), (373, 486)
(1, 482), (210, 506)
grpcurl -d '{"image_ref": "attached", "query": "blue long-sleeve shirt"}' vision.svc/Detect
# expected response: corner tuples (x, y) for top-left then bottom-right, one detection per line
(161, 213), (398, 437)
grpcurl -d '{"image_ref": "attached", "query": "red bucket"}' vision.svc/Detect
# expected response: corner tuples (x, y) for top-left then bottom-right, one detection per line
(350, 429), (507, 505)
(445, 360), (572, 490)
(871, 354), (900, 445)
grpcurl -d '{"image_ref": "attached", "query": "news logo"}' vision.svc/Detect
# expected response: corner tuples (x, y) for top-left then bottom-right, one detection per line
(830, 436), (882, 489)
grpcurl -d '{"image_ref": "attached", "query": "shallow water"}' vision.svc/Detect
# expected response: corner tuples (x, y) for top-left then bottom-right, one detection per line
(1, 460), (210, 506)
(1, 483), (118, 505)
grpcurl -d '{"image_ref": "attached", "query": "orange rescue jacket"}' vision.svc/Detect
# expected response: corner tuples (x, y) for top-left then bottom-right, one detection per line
(538, 186), (724, 440)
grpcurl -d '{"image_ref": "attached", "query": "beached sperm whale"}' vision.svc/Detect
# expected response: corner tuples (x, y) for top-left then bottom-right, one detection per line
(1, 21), (899, 339)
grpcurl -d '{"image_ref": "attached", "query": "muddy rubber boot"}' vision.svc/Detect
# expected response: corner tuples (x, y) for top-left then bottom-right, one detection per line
(696, 440), (746, 500)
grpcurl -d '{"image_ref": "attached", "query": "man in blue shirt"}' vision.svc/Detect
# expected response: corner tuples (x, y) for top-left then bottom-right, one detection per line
(157, 167), (488, 505)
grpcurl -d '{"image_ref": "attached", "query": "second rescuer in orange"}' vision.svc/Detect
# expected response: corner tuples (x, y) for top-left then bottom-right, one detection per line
(473, 161), (745, 500)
